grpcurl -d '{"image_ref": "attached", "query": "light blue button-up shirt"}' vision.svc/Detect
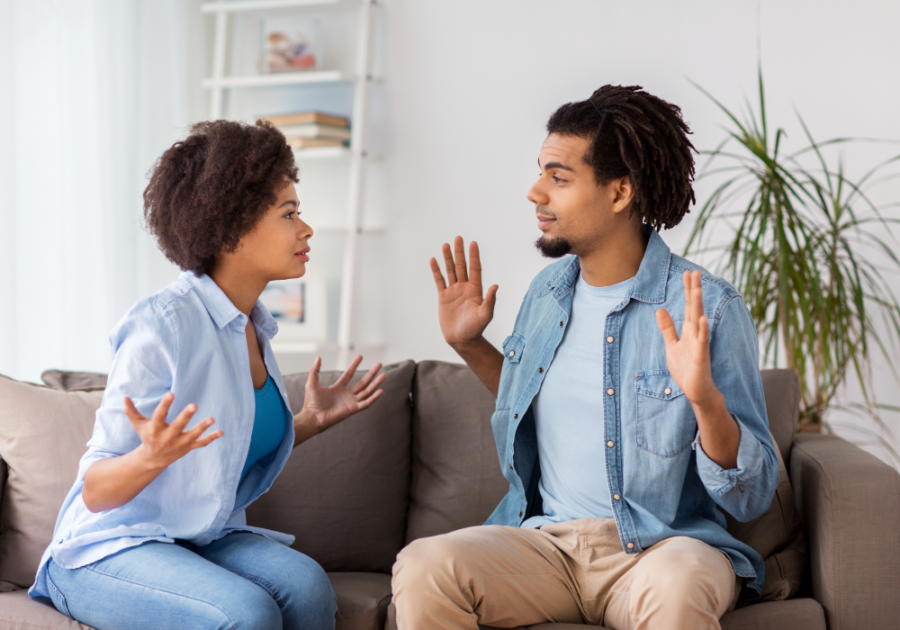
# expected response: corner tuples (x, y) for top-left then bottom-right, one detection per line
(30, 272), (296, 599)
(486, 226), (779, 601)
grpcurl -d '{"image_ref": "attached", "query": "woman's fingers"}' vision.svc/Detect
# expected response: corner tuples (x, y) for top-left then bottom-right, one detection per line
(123, 396), (147, 432)
(307, 356), (322, 389)
(442, 242), (457, 285)
(351, 362), (383, 395)
(355, 389), (384, 411)
(150, 392), (175, 426)
(182, 416), (215, 442)
(189, 430), (224, 450)
(454, 236), (468, 283)
(336, 355), (363, 387)
(168, 403), (199, 434)
(355, 372), (387, 400)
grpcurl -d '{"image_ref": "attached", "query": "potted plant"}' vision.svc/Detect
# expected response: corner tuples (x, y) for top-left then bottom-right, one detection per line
(685, 68), (900, 464)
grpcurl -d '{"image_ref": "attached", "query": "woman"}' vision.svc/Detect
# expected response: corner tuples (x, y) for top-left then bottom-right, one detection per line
(28, 120), (385, 630)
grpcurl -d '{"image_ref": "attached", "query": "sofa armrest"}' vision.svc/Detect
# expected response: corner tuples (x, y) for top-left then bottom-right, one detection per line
(789, 433), (900, 630)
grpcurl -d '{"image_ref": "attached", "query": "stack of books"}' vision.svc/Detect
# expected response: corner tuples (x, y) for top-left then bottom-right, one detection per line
(257, 111), (351, 149)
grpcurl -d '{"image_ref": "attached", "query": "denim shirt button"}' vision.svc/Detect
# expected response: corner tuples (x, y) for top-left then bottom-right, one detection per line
(514, 413), (519, 419)
(664, 387), (672, 395)
(613, 493), (621, 500)
(518, 511), (523, 518)
(607, 336), (614, 343)
(606, 388), (615, 396)
(607, 440), (615, 448)
(626, 542), (635, 550)
(559, 321), (563, 327)
(508, 351), (515, 358)
(538, 367), (543, 373)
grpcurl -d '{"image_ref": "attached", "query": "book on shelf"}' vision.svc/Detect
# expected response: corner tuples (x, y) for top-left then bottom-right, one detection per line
(286, 137), (346, 149)
(259, 111), (349, 128)
(279, 123), (352, 141)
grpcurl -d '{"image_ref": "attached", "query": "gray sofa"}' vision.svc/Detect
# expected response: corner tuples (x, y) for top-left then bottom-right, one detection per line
(0, 361), (898, 630)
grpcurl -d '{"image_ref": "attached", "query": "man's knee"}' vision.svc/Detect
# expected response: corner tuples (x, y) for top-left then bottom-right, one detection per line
(392, 534), (470, 599)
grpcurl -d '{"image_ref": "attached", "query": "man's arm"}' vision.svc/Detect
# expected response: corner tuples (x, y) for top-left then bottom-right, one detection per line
(430, 237), (503, 397)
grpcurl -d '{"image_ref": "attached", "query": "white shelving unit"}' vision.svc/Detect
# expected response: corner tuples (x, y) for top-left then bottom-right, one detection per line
(201, 0), (381, 368)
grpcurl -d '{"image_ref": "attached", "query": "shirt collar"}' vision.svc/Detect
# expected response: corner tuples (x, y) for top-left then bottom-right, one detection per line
(545, 225), (671, 304)
(180, 271), (279, 337)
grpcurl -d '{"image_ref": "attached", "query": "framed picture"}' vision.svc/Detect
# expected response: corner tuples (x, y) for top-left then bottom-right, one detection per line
(259, 274), (327, 342)
(261, 17), (322, 74)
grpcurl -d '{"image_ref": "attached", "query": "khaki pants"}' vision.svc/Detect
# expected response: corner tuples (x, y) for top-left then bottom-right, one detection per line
(391, 518), (741, 630)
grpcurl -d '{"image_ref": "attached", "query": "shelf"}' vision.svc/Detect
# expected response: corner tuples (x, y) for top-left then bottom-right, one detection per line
(292, 146), (351, 159)
(201, 0), (358, 13)
(313, 226), (385, 235)
(202, 70), (346, 89)
(271, 341), (385, 354)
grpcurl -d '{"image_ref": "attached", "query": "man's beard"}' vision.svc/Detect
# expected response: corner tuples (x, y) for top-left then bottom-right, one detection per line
(534, 234), (572, 258)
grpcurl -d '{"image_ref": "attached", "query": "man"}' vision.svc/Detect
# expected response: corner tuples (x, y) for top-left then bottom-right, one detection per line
(391, 85), (779, 630)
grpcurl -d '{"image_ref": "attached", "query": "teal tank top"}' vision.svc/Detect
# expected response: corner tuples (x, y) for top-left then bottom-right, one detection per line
(240, 375), (290, 482)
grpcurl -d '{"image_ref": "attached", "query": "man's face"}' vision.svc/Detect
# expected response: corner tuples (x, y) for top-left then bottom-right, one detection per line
(527, 133), (629, 258)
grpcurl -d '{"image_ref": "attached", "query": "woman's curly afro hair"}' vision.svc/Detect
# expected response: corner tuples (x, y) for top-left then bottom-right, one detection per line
(547, 85), (697, 230)
(143, 119), (299, 276)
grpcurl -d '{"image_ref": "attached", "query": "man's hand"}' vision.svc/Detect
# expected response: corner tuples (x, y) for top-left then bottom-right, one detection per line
(655, 270), (719, 406)
(656, 269), (739, 469)
(124, 393), (223, 473)
(293, 355), (385, 446)
(430, 236), (498, 349)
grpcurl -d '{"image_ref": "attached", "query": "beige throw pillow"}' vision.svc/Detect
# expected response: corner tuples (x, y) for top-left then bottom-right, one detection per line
(0, 375), (102, 587)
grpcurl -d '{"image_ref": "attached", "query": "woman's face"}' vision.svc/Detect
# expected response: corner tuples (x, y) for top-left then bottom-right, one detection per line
(231, 181), (313, 281)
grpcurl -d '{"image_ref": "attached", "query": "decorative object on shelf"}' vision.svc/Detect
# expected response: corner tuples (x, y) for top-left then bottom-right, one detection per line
(285, 137), (345, 149)
(260, 273), (327, 343)
(259, 111), (350, 128)
(685, 66), (900, 463)
(261, 17), (321, 73)
(259, 110), (351, 148)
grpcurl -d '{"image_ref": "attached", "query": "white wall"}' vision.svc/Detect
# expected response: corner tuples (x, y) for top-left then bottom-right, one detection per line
(377, 0), (900, 463)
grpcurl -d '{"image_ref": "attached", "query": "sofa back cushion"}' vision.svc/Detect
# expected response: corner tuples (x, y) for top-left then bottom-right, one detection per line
(245, 360), (416, 573)
(0, 375), (102, 587)
(405, 361), (508, 543)
(405, 363), (804, 601)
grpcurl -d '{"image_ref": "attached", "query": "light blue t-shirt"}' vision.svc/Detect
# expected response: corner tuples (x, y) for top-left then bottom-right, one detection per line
(522, 272), (633, 528)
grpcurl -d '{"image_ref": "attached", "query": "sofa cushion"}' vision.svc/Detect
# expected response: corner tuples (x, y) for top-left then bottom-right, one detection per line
(0, 589), (94, 629)
(330, 572), (392, 630)
(246, 361), (415, 573)
(40, 370), (107, 393)
(759, 369), (800, 465)
(726, 433), (806, 603)
(405, 361), (508, 543)
(0, 376), (102, 588)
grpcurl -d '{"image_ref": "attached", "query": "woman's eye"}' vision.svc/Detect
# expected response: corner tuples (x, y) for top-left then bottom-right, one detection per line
(552, 176), (565, 183)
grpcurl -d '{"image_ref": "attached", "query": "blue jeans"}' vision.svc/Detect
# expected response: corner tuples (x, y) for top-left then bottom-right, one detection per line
(45, 532), (337, 630)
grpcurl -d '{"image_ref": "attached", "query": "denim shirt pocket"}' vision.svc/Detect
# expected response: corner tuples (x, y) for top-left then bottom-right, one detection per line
(497, 334), (525, 410)
(634, 370), (695, 457)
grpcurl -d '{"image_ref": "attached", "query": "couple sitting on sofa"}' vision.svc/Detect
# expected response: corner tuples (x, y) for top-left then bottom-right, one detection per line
(28, 85), (779, 630)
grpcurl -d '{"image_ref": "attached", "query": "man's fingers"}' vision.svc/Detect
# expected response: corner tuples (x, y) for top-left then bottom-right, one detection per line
(190, 430), (224, 450)
(336, 355), (363, 387)
(692, 270), (704, 332)
(468, 241), (483, 289)
(682, 271), (693, 328)
(351, 363), (383, 395)
(442, 243), (457, 285)
(356, 372), (387, 400)
(429, 258), (447, 292)
(655, 308), (679, 344)
(699, 314), (710, 347)
(454, 236), (468, 283)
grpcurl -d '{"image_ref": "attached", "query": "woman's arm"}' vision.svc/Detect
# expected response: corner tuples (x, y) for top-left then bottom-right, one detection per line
(83, 393), (222, 513)
(292, 355), (386, 448)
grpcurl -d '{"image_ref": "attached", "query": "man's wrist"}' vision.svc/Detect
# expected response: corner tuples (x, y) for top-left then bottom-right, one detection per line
(449, 335), (489, 355)
(689, 387), (727, 417)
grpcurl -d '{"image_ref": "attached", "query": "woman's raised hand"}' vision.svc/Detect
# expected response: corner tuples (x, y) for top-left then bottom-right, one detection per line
(297, 355), (386, 439)
(124, 393), (223, 472)
(430, 236), (498, 349)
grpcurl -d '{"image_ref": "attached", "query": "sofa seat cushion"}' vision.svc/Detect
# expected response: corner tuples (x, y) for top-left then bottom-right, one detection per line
(386, 598), (824, 630)
(0, 572), (391, 630)
(0, 589), (94, 629)
(331, 572), (392, 630)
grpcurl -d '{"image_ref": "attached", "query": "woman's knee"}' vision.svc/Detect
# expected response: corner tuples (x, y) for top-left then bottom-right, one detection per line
(220, 582), (284, 630)
(277, 553), (337, 630)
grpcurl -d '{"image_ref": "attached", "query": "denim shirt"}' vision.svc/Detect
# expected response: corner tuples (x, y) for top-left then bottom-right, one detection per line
(30, 272), (296, 599)
(485, 227), (779, 600)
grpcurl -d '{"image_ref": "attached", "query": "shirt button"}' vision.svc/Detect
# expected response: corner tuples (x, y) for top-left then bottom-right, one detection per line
(514, 413), (519, 419)
(607, 440), (615, 448)
(538, 367), (544, 373)
(607, 388), (614, 395)
(518, 511), (523, 517)
(613, 493), (621, 501)
(559, 321), (564, 327)
(510, 464), (514, 470)
(665, 387), (672, 395)
(607, 336), (614, 343)
(508, 351), (515, 358)
(626, 542), (635, 550)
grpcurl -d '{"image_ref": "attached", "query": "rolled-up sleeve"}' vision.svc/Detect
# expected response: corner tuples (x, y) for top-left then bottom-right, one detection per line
(694, 295), (779, 522)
